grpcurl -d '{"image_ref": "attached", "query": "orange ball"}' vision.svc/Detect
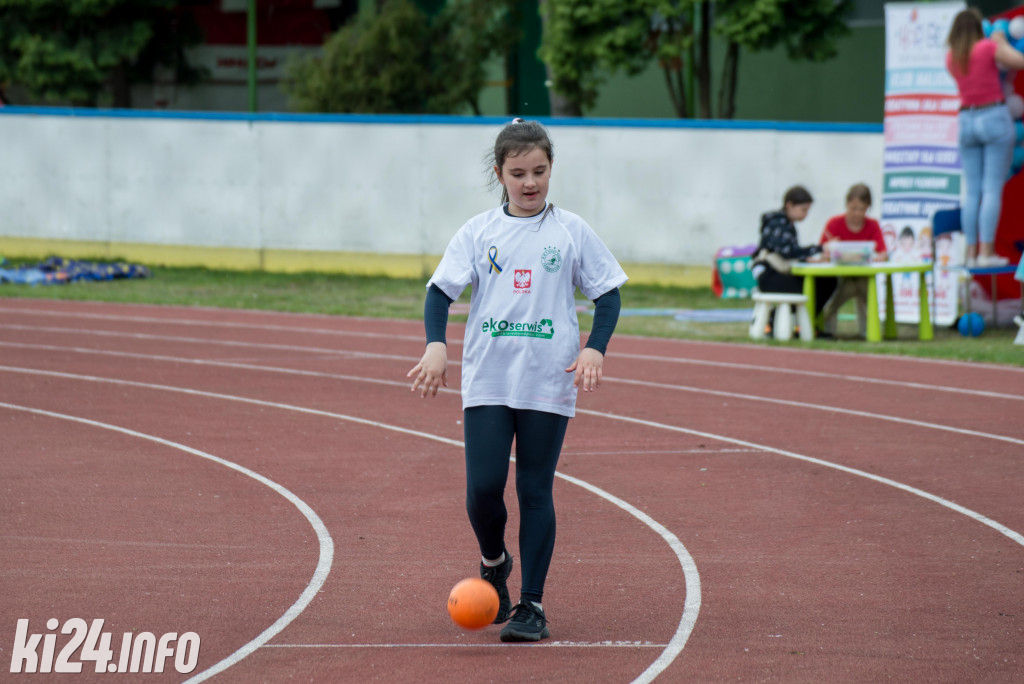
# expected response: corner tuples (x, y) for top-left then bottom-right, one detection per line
(447, 578), (499, 630)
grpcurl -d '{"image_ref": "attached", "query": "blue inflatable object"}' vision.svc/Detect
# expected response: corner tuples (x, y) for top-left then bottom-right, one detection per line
(1016, 121), (1024, 144)
(993, 18), (1011, 37)
(983, 18), (992, 36)
(958, 312), (985, 337)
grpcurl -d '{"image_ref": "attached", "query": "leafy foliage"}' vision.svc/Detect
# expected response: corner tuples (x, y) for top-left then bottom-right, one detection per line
(284, 0), (518, 115)
(717, 0), (853, 60)
(540, 0), (853, 118)
(539, 0), (670, 113)
(0, 0), (196, 106)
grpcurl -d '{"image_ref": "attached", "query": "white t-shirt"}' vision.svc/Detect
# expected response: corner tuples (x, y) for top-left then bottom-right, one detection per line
(428, 204), (628, 417)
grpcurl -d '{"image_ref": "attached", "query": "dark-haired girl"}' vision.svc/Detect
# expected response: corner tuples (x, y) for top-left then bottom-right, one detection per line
(408, 119), (627, 642)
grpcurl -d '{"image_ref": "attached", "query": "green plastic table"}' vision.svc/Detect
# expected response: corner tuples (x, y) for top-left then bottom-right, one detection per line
(790, 261), (934, 342)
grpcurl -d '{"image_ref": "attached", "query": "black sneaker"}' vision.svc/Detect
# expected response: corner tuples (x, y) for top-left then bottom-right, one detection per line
(479, 550), (513, 623)
(499, 601), (550, 642)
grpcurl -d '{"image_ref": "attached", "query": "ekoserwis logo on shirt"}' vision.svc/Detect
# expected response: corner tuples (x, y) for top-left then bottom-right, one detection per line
(482, 317), (554, 338)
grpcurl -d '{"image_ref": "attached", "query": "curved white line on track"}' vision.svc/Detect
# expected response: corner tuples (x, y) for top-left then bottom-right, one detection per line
(578, 408), (1024, 548)
(3, 305), (1022, 677)
(606, 377), (1024, 447)
(0, 401), (335, 684)
(0, 365), (462, 446)
(2, 344), (1022, 446)
(0, 366), (700, 683)
(555, 471), (699, 684)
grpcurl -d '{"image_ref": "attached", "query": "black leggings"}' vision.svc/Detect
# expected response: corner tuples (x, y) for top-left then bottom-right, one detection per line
(463, 405), (568, 603)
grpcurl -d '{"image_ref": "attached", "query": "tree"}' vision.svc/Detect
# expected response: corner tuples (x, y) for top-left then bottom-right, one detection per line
(0, 0), (199, 107)
(714, 0), (854, 119)
(284, 0), (518, 115)
(538, 0), (665, 116)
(539, 0), (853, 119)
(127, 5), (208, 107)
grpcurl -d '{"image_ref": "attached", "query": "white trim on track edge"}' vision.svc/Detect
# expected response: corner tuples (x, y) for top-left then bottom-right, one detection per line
(0, 401), (335, 684)
(0, 373), (699, 684)
(579, 408), (1024, 549)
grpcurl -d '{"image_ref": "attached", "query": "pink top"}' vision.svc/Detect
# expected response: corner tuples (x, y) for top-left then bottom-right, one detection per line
(946, 39), (1004, 106)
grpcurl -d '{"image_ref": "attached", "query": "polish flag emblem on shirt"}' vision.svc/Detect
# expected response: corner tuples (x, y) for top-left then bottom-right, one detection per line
(514, 269), (532, 289)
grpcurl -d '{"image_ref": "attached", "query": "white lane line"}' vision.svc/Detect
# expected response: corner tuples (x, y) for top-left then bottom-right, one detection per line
(0, 325), (413, 363)
(0, 366), (701, 684)
(3, 325), (1022, 402)
(605, 376), (1024, 447)
(0, 363), (459, 445)
(562, 449), (762, 455)
(578, 408), (1024, 549)
(8, 303), (1024, 374)
(1, 535), (249, 549)
(0, 306), (431, 343)
(262, 641), (668, 649)
(0, 401), (334, 684)
(613, 352), (1024, 400)
(0, 340), (417, 382)
(556, 470), (699, 684)
(1, 342), (1021, 446)
(620, 333), (1024, 372)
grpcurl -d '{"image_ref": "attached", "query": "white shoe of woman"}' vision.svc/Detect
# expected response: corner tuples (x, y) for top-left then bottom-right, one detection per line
(975, 254), (1009, 267)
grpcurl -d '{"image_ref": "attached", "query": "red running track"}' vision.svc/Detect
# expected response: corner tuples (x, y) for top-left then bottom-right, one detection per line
(0, 299), (1022, 683)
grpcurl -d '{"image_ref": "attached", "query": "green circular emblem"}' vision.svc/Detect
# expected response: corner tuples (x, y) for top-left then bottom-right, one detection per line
(541, 246), (562, 273)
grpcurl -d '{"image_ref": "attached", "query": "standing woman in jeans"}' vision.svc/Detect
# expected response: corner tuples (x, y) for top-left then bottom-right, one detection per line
(945, 8), (1024, 266)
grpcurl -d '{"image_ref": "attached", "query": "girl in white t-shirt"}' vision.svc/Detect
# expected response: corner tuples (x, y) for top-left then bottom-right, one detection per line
(408, 119), (627, 642)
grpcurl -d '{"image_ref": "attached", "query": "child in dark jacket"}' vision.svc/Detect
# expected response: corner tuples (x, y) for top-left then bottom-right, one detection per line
(751, 185), (836, 333)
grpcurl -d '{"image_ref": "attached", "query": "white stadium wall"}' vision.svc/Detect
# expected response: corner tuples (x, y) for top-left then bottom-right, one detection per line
(0, 109), (883, 285)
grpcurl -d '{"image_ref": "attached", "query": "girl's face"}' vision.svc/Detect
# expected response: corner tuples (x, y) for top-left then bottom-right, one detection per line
(845, 198), (869, 228)
(785, 202), (811, 223)
(496, 146), (551, 217)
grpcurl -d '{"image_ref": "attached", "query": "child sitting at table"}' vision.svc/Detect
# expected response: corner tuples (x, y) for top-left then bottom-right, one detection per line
(751, 186), (836, 334)
(818, 183), (887, 338)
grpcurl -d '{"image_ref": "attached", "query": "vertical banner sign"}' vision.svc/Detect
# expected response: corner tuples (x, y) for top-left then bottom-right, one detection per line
(883, 2), (964, 325)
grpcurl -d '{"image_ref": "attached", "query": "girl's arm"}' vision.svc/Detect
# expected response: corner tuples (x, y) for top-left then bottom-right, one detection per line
(993, 31), (1024, 71)
(408, 284), (452, 397)
(763, 214), (822, 260)
(566, 288), (621, 392)
(868, 220), (889, 260)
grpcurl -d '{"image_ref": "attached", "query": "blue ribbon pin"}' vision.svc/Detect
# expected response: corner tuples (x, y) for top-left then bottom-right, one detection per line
(488, 246), (503, 274)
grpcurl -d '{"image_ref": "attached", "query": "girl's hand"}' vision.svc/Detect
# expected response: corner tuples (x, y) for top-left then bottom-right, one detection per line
(408, 342), (448, 398)
(566, 347), (605, 392)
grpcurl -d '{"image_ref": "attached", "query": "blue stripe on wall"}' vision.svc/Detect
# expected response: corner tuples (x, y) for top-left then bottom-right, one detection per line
(0, 105), (883, 134)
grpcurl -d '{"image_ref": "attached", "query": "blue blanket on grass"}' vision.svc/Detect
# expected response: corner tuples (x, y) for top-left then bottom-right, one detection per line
(0, 257), (151, 285)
